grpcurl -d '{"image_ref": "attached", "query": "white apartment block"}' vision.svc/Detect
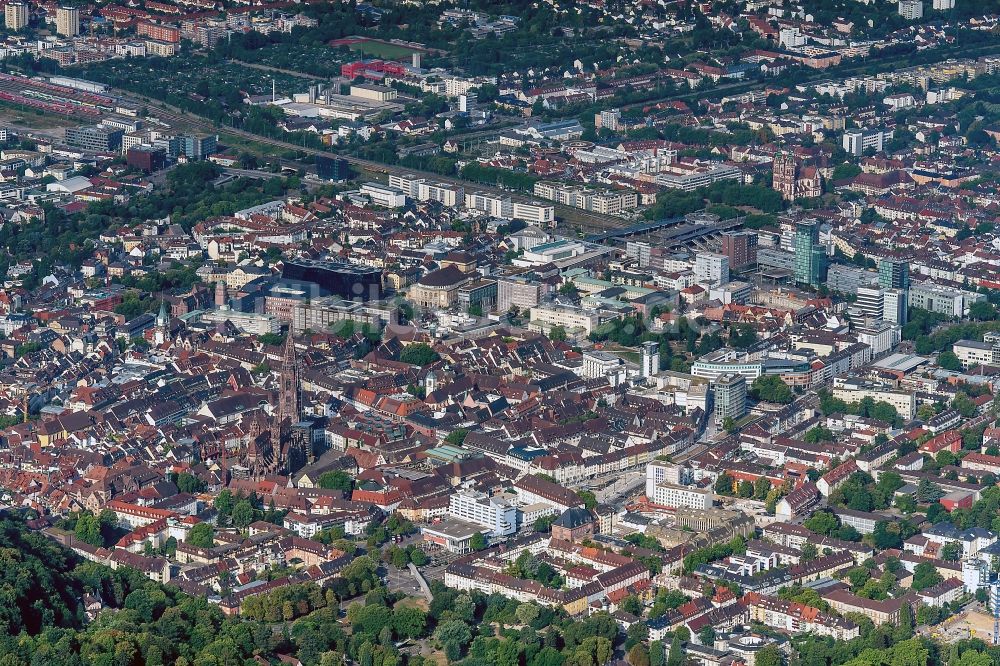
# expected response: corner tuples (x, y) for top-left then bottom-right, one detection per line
(418, 182), (464, 207)
(648, 481), (713, 510)
(497, 275), (542, 312)
(360, 182), (406, 208)
(694, 252), (730, 288)
(529, 303), (603, 335)
(898, 0), (923, 19)
(831, 377), (916, 420)
(449, 490), (517, 537)
(511, 201), (555, 225)
(953, 339), (999, 369)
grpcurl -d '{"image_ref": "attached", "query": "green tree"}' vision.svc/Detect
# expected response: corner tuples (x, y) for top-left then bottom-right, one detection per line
(937, 351), (963, 371)
(628, 644), (651, 666)
(435, 620), (473, 661)
(911, 561), (943, 590)
(400, 343), (439, 366)
(750, 376), (793, 403)
(953, 392), (977, 418)
(74, 512), (103, 547)
(232, 500), (256, 530)
(392, 606), (427, 639)
(755, 644), (782, 666)
(317, 470), (354, 492)
(175, 472), (205, 494)
(804, 426), (836, 443)
(445, 429), (469, 446)
(666, 633), (683, 666)
(803, 510), (839, 536)
(187, 522), (214, 548)
(470, 532), (487, 551)
(649, 641), (666, 666)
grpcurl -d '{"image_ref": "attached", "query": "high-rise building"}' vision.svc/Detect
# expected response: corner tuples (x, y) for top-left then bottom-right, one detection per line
(878, 258), (910, 290)
(316, 155), (351, 181)
(641, 341), (660, 379)
(714, 373), (747, 425)
(694, 252), (730, 288)
(793, 220), (826, 287)
(898, 0), (923, 19)
(721, 231), (758, 271)
(5, 2), (28, 30)
(932, 0), (955, 8)
(883, 289), (908, 325)
(856, 286), (885, 320)
(56, 6), (79, 36)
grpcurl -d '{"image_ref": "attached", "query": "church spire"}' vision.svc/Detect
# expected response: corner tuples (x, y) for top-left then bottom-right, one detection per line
(278, 333), (300, 425)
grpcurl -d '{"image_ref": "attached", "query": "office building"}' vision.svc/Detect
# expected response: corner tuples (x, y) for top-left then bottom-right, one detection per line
(5, 2), (28, 30)
(497, 274), (542, 312)
(448, 490), (517, 537)
(281, 259), (383, 301)
(200, 309), (281, 336)
(908, 282), (984, 317)
(125, 146), (166, 173)
(581, 350), (626, 386)
(709, 281), (753, 305)
(694, 252), (730, 288)
(898, 0), (923, 19)
(721, 231), (758, 271)
(952, 340), (999, 370)
(843, 128), (894, 156)
(291, 297), (396, 334)
(417, 181), (464, 208)
(56, 6), (79, 36)
(65, 125), (123, 152)
(626, 241), (653, 268)
(457, 93), (476, 113)
(714, 373), (747, 425)
(828, 264), (876, 295)
(177, 134), (217, 160)
(857, 321), (901, 357)
(316, 155), (351, 181)
(855, 286), (884, 320)
(793, 220), (826, 288)
(878, 258), (910, 290)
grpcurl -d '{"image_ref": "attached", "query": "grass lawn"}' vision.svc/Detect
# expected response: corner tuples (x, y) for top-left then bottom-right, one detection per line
(393, 596), (429, 612)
